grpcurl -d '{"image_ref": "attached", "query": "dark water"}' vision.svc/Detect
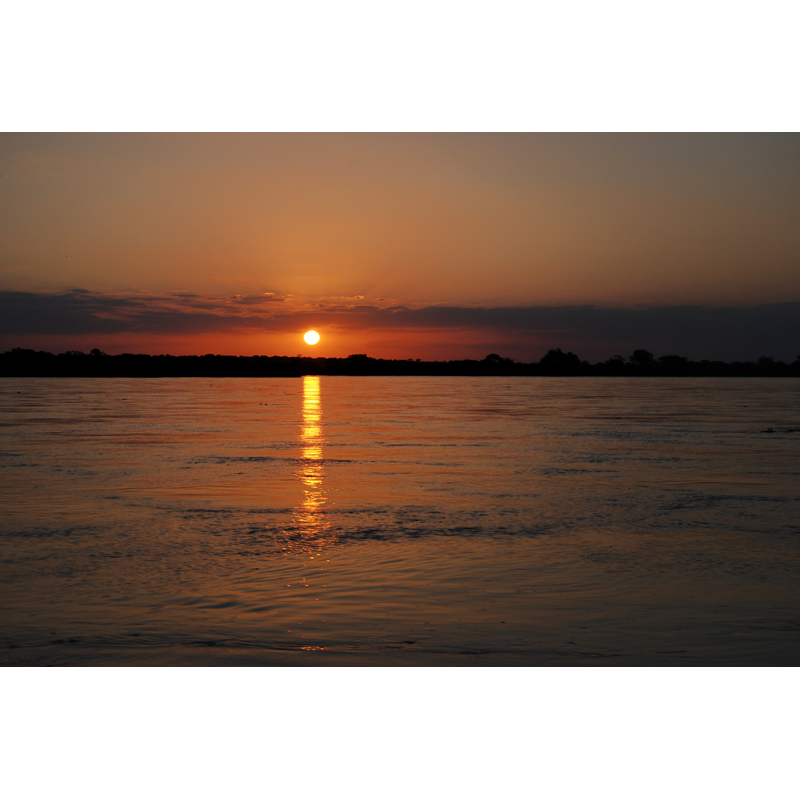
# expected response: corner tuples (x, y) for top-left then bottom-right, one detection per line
(1, 376), (799, 665)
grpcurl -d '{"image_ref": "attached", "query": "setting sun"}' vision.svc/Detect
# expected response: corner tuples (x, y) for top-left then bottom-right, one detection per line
(304, 330), (320, 345)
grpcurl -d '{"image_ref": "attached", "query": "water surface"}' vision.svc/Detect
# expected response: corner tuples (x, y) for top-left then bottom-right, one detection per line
(2, 377), (799, 665)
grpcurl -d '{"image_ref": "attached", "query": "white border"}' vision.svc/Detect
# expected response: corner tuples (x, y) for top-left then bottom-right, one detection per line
(3, 1), (799, 131)
(3, 667), (797, 799)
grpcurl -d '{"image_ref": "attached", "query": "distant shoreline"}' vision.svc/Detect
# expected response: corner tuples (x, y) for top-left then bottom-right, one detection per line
(2, 348), (799, 378)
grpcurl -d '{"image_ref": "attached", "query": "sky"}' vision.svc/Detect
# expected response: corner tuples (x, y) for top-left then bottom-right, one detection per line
(1, 133), (799, 361)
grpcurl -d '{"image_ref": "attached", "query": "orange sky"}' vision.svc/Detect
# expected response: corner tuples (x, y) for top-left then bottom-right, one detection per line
(1, 133), (799, 360)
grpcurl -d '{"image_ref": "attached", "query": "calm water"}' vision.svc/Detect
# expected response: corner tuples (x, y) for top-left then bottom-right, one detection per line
(1, 376), (799, 666)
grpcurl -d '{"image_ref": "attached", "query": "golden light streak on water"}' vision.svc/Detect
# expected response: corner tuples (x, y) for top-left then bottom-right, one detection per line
(291, 375), (331, 549)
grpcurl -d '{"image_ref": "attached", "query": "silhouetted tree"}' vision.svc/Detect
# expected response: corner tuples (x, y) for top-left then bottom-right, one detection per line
(539, 348), (583, 374)
(629, 349), (654, 367)
(601, 355), (626, 374)
(657, 355), (690, 375)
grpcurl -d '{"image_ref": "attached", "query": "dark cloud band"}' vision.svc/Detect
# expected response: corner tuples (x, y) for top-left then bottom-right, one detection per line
(1, 289), (798, 361)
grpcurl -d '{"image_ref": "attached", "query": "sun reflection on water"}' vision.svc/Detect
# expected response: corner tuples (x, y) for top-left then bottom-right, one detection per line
(289, 375), (333, 551)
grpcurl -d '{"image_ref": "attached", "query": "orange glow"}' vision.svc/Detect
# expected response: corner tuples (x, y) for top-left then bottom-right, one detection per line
(10, 326), (547, 362)
(6, 135), (800, 362)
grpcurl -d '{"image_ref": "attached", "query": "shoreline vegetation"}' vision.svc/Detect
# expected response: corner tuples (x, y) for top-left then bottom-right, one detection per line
(2, 348), (800, 378)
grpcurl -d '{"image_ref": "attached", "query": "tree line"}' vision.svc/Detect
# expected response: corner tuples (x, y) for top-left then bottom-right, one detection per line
(1, 347), (799, 377)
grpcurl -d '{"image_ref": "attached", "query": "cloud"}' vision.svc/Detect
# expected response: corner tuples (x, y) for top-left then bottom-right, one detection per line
(229, 293), (285, 306)
(0, 290), (288, 335)
(1, 289), (798, 361)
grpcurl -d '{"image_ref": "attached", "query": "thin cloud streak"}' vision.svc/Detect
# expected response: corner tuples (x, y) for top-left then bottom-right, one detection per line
(1, 289), (798, 362)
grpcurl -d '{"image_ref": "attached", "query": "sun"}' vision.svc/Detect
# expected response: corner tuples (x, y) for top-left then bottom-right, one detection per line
(303, 330), (320, 345)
